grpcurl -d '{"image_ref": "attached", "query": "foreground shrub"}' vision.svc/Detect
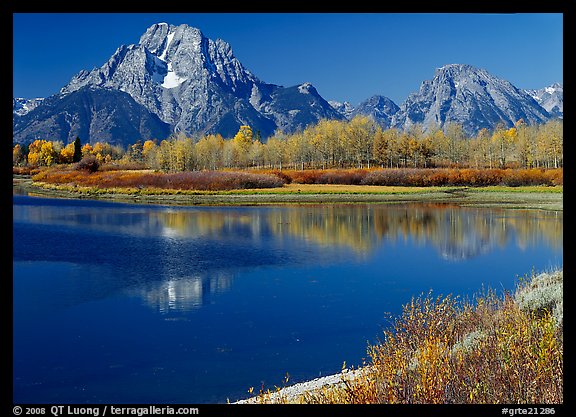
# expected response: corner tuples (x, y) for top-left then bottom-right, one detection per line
(251, 269), (563, 404)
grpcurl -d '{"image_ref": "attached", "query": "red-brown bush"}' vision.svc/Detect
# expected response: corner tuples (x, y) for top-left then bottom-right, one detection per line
(35, 169), (287, 191)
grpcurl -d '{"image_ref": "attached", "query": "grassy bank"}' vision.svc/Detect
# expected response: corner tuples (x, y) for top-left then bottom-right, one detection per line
(12, 165), (562, 209)
(239, 269), (563, 404)
(14, 175), (563, 210)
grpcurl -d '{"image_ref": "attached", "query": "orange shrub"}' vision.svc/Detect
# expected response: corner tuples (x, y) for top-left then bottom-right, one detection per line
(34, 169), (287, 191)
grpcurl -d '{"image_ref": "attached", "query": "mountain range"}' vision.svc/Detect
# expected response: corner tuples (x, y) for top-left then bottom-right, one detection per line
(13, 23), (563, 146)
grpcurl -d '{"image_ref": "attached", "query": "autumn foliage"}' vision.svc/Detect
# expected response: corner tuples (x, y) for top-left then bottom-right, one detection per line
(32, 166), (562, 191)
(251, 270), (563, 404)
(15, 120), (562, 190)
(264, 168), (562, 187)
(33, 168), (286, 191)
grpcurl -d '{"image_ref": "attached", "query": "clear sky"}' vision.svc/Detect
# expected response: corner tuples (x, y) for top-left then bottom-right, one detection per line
(13, 13), (563, 106)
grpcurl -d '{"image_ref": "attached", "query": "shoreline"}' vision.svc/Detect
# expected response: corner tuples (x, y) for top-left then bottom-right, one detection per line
(13, 177), (563, 211)
(233, 367), (373, 404)
(235, 269), (563, 404)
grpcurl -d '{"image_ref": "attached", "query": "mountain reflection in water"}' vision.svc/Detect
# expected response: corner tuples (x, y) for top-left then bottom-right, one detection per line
(14, 198), (562, 313)
(12, 196), (563, 404)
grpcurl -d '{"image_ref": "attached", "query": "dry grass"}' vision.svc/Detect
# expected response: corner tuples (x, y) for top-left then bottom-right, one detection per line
(233, 183), (446, 194)
(248, 270), (563, 404)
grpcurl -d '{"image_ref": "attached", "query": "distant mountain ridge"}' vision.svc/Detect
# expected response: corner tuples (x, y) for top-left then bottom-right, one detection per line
(390, 64), (552, 136)
(13, 24), (562, 145)
(13, 87), (171, 146)
(330, 95), (400, 129)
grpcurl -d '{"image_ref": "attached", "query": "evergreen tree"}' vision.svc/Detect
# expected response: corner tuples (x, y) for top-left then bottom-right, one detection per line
(73, 136), (82, 163)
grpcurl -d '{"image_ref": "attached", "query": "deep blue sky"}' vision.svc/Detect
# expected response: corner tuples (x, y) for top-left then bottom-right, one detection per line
(13, 13), (563, 106)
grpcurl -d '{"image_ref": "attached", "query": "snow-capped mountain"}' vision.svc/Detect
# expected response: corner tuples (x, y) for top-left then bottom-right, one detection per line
(391, 64), (551, 136)
(525, 83), (563, 119)
(21, 22), (341, 144)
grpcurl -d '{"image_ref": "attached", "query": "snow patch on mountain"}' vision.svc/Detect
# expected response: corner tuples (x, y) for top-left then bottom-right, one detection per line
(13, 97), (44, 116)
(329, 100), (355, 118)
(298, 83), (313, 94)
(525, 83), (563, 118)
(158, 31), (175, 60)
(162, 63), (187, 89)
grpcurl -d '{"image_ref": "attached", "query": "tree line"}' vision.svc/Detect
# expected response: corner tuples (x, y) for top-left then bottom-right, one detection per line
(13, 116), (563, 171)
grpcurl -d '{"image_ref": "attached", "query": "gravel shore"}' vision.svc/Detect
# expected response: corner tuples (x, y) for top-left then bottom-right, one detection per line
(234, 367), (372, 404)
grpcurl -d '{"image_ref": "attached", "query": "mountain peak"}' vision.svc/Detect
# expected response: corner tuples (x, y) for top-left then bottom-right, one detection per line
(437, 63), (474, 70)
(297, 82), (316, 94)
(139, 23), (175, 55)
(26, 22), (344, 143)
(433, 63), (492, 82)
(393, 64), (550, 135)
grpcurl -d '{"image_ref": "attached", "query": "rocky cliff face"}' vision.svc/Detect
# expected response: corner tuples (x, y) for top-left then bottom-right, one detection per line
(351, 95), (400, 128)
(391, 64), (551, 136)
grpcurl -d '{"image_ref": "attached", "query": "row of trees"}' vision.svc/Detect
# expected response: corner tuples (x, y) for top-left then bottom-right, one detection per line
(14, 117), (563, 171)
(13, 138), (125, 168)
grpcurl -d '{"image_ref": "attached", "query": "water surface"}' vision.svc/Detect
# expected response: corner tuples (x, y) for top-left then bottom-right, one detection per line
(13, 195), (563, 403)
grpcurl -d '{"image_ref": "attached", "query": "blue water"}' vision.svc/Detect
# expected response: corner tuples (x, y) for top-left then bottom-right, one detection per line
(12, 195), (563, 403)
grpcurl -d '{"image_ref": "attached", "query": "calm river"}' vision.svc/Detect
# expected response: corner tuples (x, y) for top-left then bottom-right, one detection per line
(13, 195), (562, 403)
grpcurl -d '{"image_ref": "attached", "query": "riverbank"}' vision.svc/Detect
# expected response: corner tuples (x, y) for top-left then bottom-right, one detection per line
(13, 176), (563, 211)
(235, 269), (563, 404)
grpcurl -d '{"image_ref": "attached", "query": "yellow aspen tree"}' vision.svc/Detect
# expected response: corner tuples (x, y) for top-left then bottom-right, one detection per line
(265, 133), (288, 170)
(250, 140), (265, 168)
(173, 136), (195, 171)
(142, 140), (157, 167)
(27, 139), (44, 166)
(82, 143), (94, 157)
(491, 124), (516, 168)
(372, 127), (388, 168)
(155, 140), (172, 171)
(39, 141), (58, 166)
(232, 125), (253, 168)
(345, 115), (377, 168)
(59, 142), (76, 163)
